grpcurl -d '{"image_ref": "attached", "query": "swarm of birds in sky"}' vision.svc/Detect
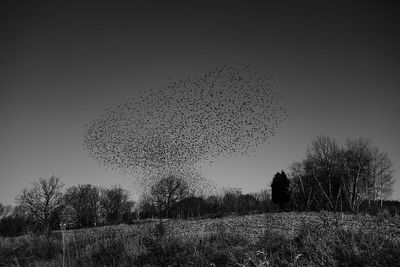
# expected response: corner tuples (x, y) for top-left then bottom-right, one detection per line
(83, 64), (287, 181)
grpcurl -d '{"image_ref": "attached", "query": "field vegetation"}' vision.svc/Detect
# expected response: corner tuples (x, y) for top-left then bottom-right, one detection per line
(1, 212), (400, 266)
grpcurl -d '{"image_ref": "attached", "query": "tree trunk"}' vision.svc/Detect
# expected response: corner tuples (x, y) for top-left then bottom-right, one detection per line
(350, 167), (361, 212)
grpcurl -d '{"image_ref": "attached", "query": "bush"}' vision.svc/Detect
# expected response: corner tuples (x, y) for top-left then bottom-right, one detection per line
(0, 232), (62, 266)
(0, 215), (39, 237)
(0, 216), (26, 237)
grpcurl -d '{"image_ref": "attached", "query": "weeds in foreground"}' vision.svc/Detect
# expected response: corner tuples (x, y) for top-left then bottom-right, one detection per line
(0, 213), (399, 266)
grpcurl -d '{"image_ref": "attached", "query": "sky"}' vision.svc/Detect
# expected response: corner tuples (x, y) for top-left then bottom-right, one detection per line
(1, 0), (399, 205)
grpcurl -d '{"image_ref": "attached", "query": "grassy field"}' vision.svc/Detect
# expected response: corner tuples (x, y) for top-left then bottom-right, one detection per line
(1, 212), (400, 266)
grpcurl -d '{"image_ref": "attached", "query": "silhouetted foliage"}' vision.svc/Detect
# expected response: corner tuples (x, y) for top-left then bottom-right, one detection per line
(288, 162), (319, 211)
(171, 196), (207, 218)
(253, 189), (275, 212)
(136, 186), (272, 220)
(0, 206), (37, 237)
(63, 184), (100, 228)
(204, 195), (222, 215)
(148, 175), (189, 219)
(271, 171), (290, 210)
(99, 185), (134, 225)
(238, 194), (258, 214)
(15, 175), (64, 231)
(222, 188), (242, 214)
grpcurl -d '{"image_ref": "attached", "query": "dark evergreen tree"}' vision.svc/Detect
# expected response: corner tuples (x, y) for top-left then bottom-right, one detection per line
(271, 171), (290, 210)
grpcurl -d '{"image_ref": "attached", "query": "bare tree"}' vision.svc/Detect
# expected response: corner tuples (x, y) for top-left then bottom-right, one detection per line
(137, 193), (158, 219)
(342, 138), (394, 210)
(341, 138), (373, 211)
(149, 175), (189, 219)
(16, 175), (64, 230)
(306, 136), (342, 210)
(64, 184), (100, 227)
(222, 187), (242, 213)
(99, 185), (134, 225)
(253, 189), (272, 212)
(290, 136), (395, 212)
(238, 194), (258, 214)
(288, 161), (318, 211)
(372, 150), (394, 206)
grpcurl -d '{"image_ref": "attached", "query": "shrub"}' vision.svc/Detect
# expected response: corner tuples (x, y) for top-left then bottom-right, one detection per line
(0, 232), (62, 266)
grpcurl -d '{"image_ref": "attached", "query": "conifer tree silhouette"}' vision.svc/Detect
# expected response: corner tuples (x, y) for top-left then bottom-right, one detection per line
(271, 171), (290, 210)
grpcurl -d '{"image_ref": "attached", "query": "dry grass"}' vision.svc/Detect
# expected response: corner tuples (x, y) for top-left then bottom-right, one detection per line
(1, 212), (399, 266)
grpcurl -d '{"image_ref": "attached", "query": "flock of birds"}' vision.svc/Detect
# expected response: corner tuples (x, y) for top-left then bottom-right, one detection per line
(83, 64), (287, 186)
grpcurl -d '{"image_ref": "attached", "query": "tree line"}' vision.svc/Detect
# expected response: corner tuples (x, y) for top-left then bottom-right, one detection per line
(0, 135), (396, 237)
(0, 180), (135, 236)
(0, 176), (274, 237)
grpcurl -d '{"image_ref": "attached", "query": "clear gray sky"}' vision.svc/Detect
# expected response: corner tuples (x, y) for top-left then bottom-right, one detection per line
(1, 0), (399, 205)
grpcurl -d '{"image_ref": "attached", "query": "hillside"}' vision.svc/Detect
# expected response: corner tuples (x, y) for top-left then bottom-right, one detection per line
(1, 212), (400, 266)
